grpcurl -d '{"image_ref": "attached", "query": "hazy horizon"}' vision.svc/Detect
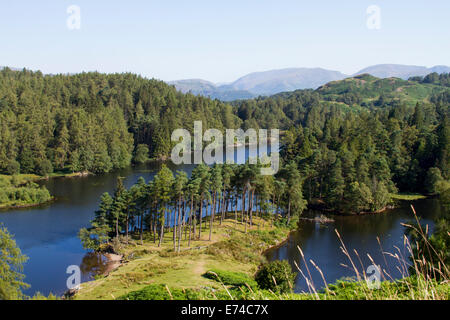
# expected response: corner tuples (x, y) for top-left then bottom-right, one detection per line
(1, 0), (449, 83)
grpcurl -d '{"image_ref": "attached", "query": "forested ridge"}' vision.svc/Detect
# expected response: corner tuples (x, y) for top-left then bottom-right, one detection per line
(0, 68), (449, 213)
(1, 68), (449, 301)
(0, 68), (241, 176)
(235, 73), (450, 211)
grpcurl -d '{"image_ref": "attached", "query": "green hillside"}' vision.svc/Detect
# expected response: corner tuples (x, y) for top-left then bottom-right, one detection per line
(317, 73), (449, 107)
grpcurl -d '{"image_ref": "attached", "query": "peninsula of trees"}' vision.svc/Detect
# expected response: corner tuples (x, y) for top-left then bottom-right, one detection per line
(79, 161), (306, 252)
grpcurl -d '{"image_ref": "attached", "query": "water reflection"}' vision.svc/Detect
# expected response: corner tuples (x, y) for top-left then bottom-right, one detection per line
(266, 198), (443, 293)
(79, 252), (109, 279)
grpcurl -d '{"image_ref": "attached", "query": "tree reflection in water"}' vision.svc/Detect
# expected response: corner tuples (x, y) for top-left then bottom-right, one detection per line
(79, 252), (109, 279)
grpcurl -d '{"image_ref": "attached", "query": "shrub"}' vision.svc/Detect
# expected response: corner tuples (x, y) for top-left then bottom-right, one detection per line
(10, 175), (20, 187)
(133, 144), (150, 164)
(274, 216), (299, 230)
(202, 269), (258, 289)
(0, 189), (9, 203)
(119, 284), (201, 300)
(255, 260), (295, 293)
(36, 159), (53, 176)
(6, 160), (20, 175)
(0, 176), (9, 188)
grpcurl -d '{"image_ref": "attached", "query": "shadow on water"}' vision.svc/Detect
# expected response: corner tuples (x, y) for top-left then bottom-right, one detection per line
(265, 198), (444, 294)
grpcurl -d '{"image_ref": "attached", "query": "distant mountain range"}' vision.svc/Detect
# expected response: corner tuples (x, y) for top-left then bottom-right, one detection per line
(167, 79), (255, 101)
(169, 68), (347, 101)
(169, 64), (450, 101)
(353, 64), (450, 79)
(3, 64), (449, 101)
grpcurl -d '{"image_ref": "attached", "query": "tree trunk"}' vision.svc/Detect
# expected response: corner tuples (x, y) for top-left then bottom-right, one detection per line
(153, 216), (156, 244)
(177, 196), (182, 252)
(115, 216), (119, 238)
(249, 188), (254, 227)
(189, 196), (194, 247)
(125, 211), (129, 244)
(223, 192), (229, 223)
(241, 187), (246, 224)
(220, 191), (225, 225)
(158, 209), (165, 247)
(193, 201), (197, 240)
(272, 194), (276, 228)
(209, 192), (216, 241)
(287, 199), (291, 225)
(174, 197), (180, 251)
(199, 195), (203, 239)
(234, 194), (238, 224)
(183, 201), (187, 240)
(140, 212), (144, 245)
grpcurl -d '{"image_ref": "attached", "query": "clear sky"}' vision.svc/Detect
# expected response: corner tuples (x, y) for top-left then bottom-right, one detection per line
(1, 0), (449, 83)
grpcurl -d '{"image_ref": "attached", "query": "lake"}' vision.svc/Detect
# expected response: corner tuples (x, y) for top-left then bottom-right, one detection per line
(0, 145), (269, 296)
(266, 198), (444, 293)
(0, 144), (443, 296)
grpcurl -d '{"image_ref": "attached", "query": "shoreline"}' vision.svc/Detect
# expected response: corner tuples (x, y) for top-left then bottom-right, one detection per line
(74, 217), (295, 300)
(307, 194), (428, 216)
(152, 137), (280, 161)
(0, 197), (55, 211)
(0, 171), (89, 211)
(261, 229), (296, 256)
(102, 253), (124, 275)
(0, 170), (91, 187)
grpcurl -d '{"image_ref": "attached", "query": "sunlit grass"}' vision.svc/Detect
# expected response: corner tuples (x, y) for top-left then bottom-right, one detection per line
(390, 193), (427, 201)
(75, 216), (284, 300)
(75, 207), (449, 300)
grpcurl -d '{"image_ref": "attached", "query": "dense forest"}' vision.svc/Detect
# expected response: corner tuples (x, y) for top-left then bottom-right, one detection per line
(0, 68), (241, 176)
(234, 73), (450, 211)
(0, 68), (449, 213)
(1, 68), (449, 301)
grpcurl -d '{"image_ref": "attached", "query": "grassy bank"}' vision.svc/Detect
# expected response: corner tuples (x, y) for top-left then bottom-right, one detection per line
(75, 216), (293, 300)
(74, 212), (449, 301)
(114, 276), (450, 300)
(390, 193), (428, 201)
(0, 171), (88, 184)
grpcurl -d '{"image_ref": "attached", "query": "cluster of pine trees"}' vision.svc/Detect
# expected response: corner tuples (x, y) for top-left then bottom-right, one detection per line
(279, 104), (449, 212)
(79, 161), (306, 252)
(0, 68), (241, 176)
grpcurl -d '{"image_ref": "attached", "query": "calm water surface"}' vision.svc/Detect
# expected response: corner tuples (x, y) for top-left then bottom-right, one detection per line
(0, 146), (266, 295)
(266, 198), (443, 293)
(0, 144), (443, 296)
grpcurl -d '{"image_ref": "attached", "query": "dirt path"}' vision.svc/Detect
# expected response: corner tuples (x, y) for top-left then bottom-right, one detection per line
(193, 259), (206, 276)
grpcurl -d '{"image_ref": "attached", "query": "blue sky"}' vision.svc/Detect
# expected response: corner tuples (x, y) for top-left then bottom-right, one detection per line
(1, 0), (449, 82)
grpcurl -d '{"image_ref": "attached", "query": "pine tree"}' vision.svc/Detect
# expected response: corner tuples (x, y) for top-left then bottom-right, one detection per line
(0, 225), (29, 300)
(153, 165), (174, 247)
